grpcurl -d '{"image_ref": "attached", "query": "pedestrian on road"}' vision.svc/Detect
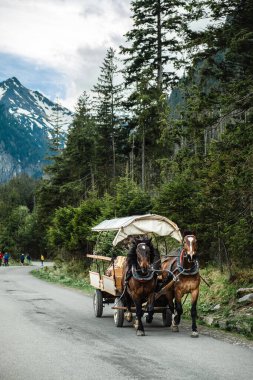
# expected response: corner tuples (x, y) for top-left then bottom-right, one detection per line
(20, 253), (25, 266)
(40, 254), (45, 267)
(26, 254), (31, 265)
(0, 251), (3, 266)
(4, 252), (10, 266)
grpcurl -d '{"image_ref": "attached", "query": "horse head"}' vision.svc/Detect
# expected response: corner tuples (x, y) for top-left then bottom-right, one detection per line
(182, 232), (197, 263)
(135, 239), (152, 274)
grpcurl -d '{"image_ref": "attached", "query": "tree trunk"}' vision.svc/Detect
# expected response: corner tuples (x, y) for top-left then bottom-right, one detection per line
(157, 0), (162, 89)
(111, 80), (116, 182)
(141, 124), (145, 190)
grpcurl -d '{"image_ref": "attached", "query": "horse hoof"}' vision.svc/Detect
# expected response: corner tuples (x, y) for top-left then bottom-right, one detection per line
(191, 331), (199, 338)
(137, 330), (145, 336)
(172, 325), (179, 332)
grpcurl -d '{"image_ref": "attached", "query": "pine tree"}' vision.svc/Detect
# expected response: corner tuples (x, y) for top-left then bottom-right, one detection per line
(51, 92), (98, 204)
(48, 98), (66, 154)
(60, 92), (97, 200)
(35, 93), (97, 236)
(92, 48), (127, 191)
(120, 1), (204, 188)
(44, 98), (67, 182)
(121, 0), (188, 89)
(124, 74), (170, 189)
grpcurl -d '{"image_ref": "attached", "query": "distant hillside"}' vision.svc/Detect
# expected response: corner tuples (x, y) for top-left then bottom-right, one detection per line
(0, 77), (73, 182)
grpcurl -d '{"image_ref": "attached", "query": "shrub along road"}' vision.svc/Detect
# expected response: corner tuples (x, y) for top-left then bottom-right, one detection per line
(0, 265), (252, 380)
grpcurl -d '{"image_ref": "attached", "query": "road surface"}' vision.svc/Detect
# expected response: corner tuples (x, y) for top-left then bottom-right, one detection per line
(0, 265), (252, 380)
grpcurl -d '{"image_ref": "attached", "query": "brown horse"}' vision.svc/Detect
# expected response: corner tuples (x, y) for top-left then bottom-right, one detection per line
(122, 239), (157, 336)
(161, 233), (200, 337)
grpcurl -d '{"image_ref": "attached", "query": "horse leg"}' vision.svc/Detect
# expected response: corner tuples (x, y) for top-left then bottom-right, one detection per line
(124, 292), (133, 322)
(172, 293), (183, 332)
(190, 289), (199, 337)
(146, 292), (155, 324)
(134, 300), (145, 336)
(165, 291), (175, 315)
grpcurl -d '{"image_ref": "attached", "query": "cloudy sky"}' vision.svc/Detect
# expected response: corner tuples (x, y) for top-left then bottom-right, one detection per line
(0, 0), (131, 109)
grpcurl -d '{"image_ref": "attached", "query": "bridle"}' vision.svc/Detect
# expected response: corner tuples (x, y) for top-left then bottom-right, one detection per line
(136, 242), (151, 274)
(182, 235), (197, 263)
(130, 242), (154, 282)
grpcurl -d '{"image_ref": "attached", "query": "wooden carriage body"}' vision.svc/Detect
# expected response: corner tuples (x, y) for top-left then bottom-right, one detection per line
(87, 254), (124, 297)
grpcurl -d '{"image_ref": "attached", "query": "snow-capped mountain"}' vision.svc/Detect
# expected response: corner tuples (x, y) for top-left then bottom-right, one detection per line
(0, 77), (73, 182)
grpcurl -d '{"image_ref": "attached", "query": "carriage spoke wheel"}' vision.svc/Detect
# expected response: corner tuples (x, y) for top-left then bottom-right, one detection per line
(93, 289), (103, 317)
(113, 297), (124, 327)
(162, 306), (172, 327)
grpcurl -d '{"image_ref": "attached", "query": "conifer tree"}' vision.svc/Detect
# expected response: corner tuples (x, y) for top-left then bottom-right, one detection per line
(49, 98), (65, 154)
(44, 98), (67, 182)
(120, 1), (205, 188)
(124, 74), (170, 189)
(121, 0), (188, 89)
(47, 92), (98, 204)
(60, 91), (97, 200)
(92, 48), (127, 191)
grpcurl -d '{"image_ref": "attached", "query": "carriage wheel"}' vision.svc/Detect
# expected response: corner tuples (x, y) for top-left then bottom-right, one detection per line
(113, 297), (124, 327)
(93, 289), (103, 317)
(162, 307), (172, 327)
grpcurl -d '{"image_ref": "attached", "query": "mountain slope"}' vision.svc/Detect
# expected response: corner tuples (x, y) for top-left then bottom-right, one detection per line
(0, 77), (73, 182)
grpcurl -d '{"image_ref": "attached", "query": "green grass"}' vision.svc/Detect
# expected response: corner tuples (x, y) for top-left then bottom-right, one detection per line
(31, 261), (93, 294)
(182, 266), (253, 338)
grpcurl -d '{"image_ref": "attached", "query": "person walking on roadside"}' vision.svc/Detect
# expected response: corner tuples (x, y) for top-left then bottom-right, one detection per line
(0, 251), (3, 266)
(4, 252), (10, 266)
(40, 254), (45, 267)
(20, 253), (25, 266)
(26, 254), (31, 265)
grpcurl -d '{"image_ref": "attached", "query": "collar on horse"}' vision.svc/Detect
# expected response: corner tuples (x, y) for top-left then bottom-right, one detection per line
(132, 266), (155, 282)
(170, 247), (199, 276)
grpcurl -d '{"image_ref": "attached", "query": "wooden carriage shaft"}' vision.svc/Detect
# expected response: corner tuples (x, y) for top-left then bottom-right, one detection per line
(86, 254), (112, 262)
(112, 306), (169, 311)
(154, 279), (175, 301)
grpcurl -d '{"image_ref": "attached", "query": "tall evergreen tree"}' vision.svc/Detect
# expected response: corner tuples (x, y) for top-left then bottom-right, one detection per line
(126, 75), (170, 189)
(44, 99), (66, 181)
(38, 92), (97, 212)
(59, 92), (97, 202)
(121, 0), (188, 89)
(120, 1), (205, 188)
(48, 98), (66, 154)
(92, 48), (127, 191)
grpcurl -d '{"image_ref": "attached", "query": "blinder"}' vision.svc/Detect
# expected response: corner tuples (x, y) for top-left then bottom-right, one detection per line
(136, 242), (151, 273)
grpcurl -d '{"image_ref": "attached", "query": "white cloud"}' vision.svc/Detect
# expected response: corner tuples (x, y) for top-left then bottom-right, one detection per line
(0, 0), (131, 109)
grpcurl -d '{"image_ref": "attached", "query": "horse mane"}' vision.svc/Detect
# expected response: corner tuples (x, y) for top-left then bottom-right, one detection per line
(134, 237), (154, 255)
(133, 236), (152, 245)
(183, 230), (195, 237)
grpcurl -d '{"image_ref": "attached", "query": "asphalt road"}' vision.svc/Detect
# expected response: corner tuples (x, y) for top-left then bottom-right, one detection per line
(0, 265), (252, 380)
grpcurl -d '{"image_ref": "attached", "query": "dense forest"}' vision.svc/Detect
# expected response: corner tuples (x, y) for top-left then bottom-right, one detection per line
(0, 0), (252, 269)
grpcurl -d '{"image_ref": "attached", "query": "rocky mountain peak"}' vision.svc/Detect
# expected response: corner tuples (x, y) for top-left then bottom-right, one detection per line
(0, 77), (73, 183)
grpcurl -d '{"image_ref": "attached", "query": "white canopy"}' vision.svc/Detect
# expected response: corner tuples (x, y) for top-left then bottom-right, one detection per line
(92, 214), (182, 246)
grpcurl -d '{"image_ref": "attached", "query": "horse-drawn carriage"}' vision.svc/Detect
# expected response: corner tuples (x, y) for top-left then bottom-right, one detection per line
(87, 214), (200, 337)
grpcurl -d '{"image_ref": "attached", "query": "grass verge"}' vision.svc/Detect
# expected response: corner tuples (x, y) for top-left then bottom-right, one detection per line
(182, 266), (253, 339)
(31, 260), (93, 294)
